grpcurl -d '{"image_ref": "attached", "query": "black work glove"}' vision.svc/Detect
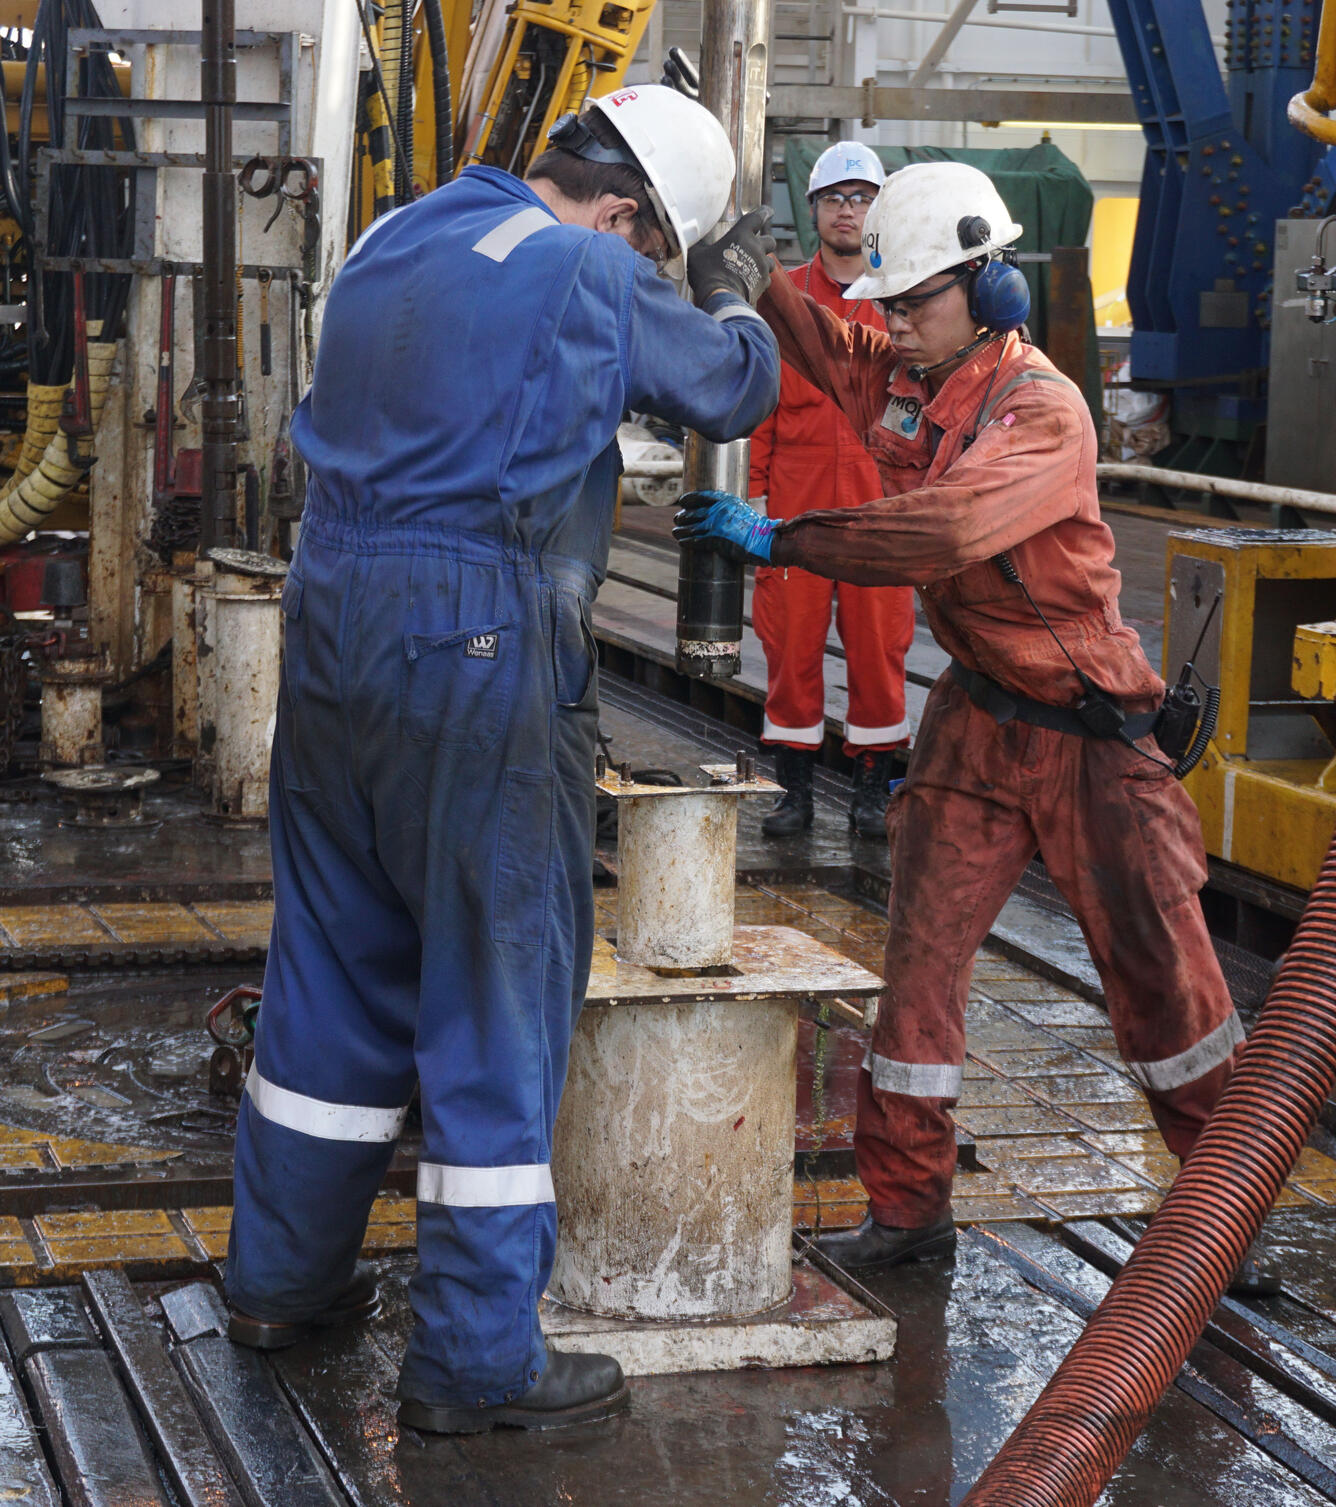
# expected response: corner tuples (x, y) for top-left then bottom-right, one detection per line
(661, 46), (699, 100)
(687, 208), (777, 307)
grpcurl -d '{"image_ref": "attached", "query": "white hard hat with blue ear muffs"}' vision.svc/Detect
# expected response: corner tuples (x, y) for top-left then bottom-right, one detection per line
(846, 160), (1028, 330)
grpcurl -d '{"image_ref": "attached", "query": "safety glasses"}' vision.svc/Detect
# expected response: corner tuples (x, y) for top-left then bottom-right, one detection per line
(876, 266), (970, 322)
(813, 189), (877, 211)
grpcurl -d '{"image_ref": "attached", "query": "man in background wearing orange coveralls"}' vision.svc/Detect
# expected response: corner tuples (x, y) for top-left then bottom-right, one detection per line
(674, 161), (1276, 1294)
(748, 141), (915, 840)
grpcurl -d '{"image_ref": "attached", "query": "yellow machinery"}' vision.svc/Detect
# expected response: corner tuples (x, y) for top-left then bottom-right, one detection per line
(352, 0), (654, 236)
(1166, 529), (1336, 893)
(459, 0), (656, 176)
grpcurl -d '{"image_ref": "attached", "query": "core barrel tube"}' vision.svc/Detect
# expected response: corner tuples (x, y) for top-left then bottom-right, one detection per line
(675, 436), (748, 679)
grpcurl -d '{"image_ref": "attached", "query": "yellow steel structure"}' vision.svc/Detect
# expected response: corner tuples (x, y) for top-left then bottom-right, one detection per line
(1289, 0), (1336, 145)
(460, 0), (656, 177)
(1166, 530), (1336, 894)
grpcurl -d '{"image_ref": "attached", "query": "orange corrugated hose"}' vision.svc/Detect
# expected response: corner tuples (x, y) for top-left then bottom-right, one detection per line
(962, 830), (1336, 1507)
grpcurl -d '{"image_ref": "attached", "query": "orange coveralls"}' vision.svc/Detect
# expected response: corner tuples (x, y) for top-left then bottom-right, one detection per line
(748, 255), (915, 754)
(761, 272), (1244, 1227)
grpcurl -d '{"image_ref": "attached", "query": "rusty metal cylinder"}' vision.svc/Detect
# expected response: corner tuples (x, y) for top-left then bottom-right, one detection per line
(172, 567), (200, 757)
(615, 792), (738, 969)
(549, 994), (798, 1319)
(38, 656), (107, 767)
(203, 549), (286, 819)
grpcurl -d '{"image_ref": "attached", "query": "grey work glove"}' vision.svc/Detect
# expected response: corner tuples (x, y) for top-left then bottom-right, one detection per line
(687, 208), (776, 307)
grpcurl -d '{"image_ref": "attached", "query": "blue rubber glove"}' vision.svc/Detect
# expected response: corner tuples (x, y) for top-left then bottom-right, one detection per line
(671, 490), (777, 565)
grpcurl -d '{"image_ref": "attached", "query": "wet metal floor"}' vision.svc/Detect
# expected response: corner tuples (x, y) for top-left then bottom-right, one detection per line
(0, 1231), (1331, 1507)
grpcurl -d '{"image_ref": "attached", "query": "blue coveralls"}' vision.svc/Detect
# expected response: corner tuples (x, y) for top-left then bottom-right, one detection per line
(225, 166), (779, 1406)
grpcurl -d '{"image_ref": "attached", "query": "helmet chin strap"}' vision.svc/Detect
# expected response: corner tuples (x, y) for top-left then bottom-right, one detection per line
(906, 329), (999, 384)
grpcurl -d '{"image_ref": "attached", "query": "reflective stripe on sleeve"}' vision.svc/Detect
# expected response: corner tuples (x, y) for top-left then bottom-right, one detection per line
(472, 207), (554, 263)
(418, 1161), (556, 1208)
(844, 718), (909, 745)
(1124, 1012), (1246, 1094)
(762, 714), (824, 746)
(245, 1065), (408, 1143)
(863, 1048), (963, 1099)
(712, 301), (766, 325)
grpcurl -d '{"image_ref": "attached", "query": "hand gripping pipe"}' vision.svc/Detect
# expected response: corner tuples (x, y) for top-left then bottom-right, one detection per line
(962, 830), (1336, 1507)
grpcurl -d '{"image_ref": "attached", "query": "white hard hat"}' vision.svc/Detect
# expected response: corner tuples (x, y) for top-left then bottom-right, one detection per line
(807, 141), (885, 199)
(845, 161), (1024, 301)
(587, 84), (734, 286)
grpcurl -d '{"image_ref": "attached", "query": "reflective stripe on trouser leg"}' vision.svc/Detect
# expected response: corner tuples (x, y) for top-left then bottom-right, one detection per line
(1124, 1013), (1246, 1094)
(244, 1064), (409, 1142)
(417, 1162), (556, 1207)
(864, 1048), (963, 1100)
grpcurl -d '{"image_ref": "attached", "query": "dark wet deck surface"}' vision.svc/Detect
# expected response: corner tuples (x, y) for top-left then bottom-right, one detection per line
(0, 1225), (1332, 1507)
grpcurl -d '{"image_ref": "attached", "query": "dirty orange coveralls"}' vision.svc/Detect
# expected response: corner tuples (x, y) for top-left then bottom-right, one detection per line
(761, 272), (1245, 1228)
(748, 255), (915, 753)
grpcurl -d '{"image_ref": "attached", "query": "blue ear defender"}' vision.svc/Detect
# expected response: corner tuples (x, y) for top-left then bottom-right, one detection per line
(967, 252), (1031, 333)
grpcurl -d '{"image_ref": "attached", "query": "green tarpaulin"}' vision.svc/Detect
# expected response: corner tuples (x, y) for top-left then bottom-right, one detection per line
(783, 139), (1101, 417)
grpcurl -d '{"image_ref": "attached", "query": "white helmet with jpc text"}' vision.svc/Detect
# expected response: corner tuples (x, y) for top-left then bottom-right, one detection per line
(584, 84), (734, 285)
(845, 161), (1024, 301)
(807, 140), (885, 199)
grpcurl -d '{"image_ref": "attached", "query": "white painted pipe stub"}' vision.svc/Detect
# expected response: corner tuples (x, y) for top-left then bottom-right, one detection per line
(549, 996), (798, 1319)
(616, 793), (737, 969)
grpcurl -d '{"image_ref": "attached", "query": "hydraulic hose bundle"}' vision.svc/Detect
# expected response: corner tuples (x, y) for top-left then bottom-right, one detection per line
(0, 0), (133, 542)
(962, 828), (1336, 1506)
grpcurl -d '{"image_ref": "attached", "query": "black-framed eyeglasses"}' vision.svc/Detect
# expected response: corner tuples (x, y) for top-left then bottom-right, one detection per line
(813, 189), (877, 211)
(876, 266), (970, 321)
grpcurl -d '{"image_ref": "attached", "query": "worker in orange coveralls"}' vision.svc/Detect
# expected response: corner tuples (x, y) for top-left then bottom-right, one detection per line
(675, 162), (1277, 1294)
(748, 141), (915, 840)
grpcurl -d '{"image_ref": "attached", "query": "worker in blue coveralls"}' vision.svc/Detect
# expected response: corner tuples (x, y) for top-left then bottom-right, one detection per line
(222, 84), (780, 1435)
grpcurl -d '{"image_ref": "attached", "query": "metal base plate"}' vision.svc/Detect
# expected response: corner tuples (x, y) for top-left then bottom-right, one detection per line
(540, 1261), (897, 1376)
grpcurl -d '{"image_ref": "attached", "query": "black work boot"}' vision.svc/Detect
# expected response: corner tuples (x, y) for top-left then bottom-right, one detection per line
(228, 1262), (381, 1350)
(815, 1213), (956, 1271)
(849, 751), (894, 840)
(761, 747), (816, 837)
(398, 1348), (629, 1434)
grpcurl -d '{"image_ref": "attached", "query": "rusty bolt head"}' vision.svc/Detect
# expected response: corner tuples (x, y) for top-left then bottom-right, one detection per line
(618, 761), (633, 784)
(595, 752), (607, 778)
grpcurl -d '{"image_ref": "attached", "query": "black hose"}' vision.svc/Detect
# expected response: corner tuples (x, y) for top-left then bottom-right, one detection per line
(396, 1), (414, 203)
(422, 0), (452, 183)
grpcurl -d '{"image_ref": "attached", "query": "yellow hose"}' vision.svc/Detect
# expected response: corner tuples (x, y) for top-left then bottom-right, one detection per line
(1289, 0), (1336, 144)
(0, 337), (116, 544)
(13, 384), (65, 482)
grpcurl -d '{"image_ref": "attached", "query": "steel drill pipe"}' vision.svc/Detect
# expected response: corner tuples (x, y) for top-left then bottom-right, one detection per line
(675, 0), (772, 681)
(961, 831), (1336, 1507)
(200, 0), (239, 552)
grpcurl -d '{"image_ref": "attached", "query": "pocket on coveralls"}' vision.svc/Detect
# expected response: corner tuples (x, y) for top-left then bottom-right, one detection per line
(552, 590), (598, 711)
(1121, 762), (1210, 913)
(400, 619), (518, 749)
